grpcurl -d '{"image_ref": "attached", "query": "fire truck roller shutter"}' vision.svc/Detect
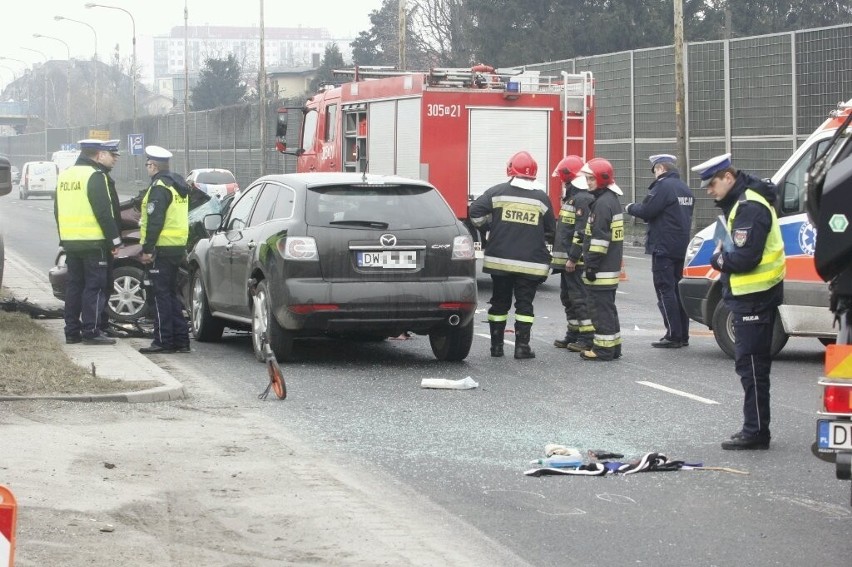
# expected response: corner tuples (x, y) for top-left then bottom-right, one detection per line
(396, 98), (423, 179)
(468, 108), (550, 199)
(367, 101), (396, 175)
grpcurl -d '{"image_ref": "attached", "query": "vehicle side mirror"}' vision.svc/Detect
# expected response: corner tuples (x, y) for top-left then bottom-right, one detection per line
(781, 179), (800, 214)
(0, 157), (11, 197)
(203, 213), (223, 232)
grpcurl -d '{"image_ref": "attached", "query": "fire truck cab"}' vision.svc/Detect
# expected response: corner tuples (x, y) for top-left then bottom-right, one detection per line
(277, 66), (594, 252)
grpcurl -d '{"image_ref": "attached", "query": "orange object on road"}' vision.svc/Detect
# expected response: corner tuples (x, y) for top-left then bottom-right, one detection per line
(619, 260), (628, 281)
(0, 485), (16, 567)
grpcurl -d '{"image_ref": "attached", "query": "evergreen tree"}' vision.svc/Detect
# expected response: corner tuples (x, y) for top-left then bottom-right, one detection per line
(310, 44), (347, 93)
(190, 55), (246, 111)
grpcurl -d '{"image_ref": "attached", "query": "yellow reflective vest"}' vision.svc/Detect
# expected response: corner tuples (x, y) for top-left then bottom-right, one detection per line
(727, 189), (785, 296)
(56, 165), (111, 241)
(140, 181), (189, 247)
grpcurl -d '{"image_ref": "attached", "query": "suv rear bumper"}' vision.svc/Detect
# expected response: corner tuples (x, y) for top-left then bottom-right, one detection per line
(275, 278), (477, 334)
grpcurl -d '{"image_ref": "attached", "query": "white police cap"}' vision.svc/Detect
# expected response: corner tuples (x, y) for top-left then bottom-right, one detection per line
(691, 153), (732, 188)
(145, 145), (172, 163)
(78, 138), (121, 154)
(649, 153), (676, 172)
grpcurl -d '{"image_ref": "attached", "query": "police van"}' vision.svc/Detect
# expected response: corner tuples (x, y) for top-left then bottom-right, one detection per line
(678, 100), (852, 358)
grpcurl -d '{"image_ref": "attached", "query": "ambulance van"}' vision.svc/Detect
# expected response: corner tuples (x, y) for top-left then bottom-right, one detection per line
(678, 100), (852, 358)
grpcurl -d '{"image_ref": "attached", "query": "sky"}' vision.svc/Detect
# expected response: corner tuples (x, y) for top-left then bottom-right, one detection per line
(0, 0), (385, 89)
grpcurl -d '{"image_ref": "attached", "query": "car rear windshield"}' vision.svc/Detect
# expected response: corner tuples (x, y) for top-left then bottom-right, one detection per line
(195, 171), (236, 184)
(306, 184), (456, 229)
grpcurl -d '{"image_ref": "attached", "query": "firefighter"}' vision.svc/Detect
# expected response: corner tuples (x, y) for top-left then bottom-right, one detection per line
(550, 155), (596, 350)
(470, 151), (556, 359)
(692, 153), (785, 450)
(579, 158), (624, 361)
(625, 154), (694, 348)
(54, 139), (122, 345)
(138, 146), (192, 354)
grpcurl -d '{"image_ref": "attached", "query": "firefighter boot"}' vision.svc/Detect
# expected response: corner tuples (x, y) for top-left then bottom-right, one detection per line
(553, 328), (578, 349)
(514, 323), (536, 359)
(489, 321), (506, 357)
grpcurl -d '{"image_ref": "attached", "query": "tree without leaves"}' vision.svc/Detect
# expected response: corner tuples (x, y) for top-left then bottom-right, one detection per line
(190, 55), (246, 111)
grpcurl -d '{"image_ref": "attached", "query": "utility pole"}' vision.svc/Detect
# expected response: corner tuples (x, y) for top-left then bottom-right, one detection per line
(184, 0), (190, 170)
(674, 0), (687, 177)
(259, 0), (267, 176)
(398, 0), (406, 70)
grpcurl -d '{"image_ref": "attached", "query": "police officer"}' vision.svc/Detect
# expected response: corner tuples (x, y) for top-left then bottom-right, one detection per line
(54, 139), (122, 345)
(692, 153), (785, 450)
(138, 146), (192, 354)
(470, 151), (556, 359)
(625, 154), (694, 348)
(550, 155), (596, 350)
(579, 158), (624, 362)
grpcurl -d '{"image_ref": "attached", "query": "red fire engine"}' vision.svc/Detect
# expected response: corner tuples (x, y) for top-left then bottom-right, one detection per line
(276, 65), (594, 233)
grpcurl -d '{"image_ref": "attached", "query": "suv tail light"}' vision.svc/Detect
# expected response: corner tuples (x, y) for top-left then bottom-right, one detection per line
(452, 235), (475, 260)
(279, 237), (318, 261)
(823, 383), (852, 415)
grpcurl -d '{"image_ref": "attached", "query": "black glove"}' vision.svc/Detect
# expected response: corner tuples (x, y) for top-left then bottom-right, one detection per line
(585, 269), (597, 281)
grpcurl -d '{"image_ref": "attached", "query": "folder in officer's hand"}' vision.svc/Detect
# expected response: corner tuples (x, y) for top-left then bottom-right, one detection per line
(714, 215), (734, 252)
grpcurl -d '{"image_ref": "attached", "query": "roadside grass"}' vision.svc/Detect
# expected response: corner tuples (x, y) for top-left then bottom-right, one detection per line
(0, 310), (160, 396)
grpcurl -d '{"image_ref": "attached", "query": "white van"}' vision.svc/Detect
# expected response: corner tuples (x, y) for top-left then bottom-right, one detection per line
(19, 161), (60, 200)
(51, 149), (80, 172)
(678, 99), (852, 358)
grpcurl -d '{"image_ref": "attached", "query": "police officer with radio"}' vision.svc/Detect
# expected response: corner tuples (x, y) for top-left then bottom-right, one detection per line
(625, 154), (694, 348)
(550, 155), (596, 351)
(470, 151), (555, 359)
(54, 139), (122, 345)
(138, 146), (192, 354)
(692, 153), (785, 450)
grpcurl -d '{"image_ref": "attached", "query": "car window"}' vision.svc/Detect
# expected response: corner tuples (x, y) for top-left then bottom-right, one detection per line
(305, 184), (456, 229)
(195, 170), (236, 184)
(272, 185), (296, 219)
(302, 109), (318, 150)
(227, 184), (262, 231)
(324, 104), (337, 142)
(248, 184), (279, 227)
(781, 138), (830, 214)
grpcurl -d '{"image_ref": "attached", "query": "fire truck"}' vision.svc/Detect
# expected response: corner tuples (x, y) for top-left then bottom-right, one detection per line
(806, 100), (852, 505)
(275, 65), (595, 247)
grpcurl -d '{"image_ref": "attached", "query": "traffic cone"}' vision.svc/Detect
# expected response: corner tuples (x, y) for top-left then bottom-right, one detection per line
(619, 260), (628, 281)
(0, 485), (17, 567)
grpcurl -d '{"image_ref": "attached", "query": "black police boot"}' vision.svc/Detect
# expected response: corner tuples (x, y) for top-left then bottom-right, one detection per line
(489, 321), (506, 357)
(514, 323), (535, 359)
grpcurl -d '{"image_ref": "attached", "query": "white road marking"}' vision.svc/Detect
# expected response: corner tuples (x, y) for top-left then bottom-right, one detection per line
(636, 380), (719, 405)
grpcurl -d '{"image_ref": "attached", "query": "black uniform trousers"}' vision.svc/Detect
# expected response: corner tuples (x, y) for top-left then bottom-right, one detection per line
(149, 254), (190, 349)
(559, 269), (595, 338)
(64, 249), (110, 340)
(731, 305), (774, 439)
(98, 254), (115, 334)
(489, 275), (539, 321)
(652, 253), (689, 343)
(589, 287), (621, 359)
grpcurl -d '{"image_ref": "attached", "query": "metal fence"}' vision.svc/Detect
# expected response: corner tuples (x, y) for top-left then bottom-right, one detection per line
(2, 23), (852, 230)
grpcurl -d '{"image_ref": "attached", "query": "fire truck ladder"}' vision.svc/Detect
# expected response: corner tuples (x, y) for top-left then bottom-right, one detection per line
(561, 71), (594, 162)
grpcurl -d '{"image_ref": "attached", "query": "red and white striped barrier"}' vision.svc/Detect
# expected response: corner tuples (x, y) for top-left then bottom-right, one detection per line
(0, 485), (16, 567)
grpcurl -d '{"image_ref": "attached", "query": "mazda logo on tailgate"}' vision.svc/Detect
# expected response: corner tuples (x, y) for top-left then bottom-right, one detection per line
(380, 234), (397, 247)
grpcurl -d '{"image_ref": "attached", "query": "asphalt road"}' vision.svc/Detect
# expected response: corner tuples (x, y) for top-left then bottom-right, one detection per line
(3, 193), (850, 566)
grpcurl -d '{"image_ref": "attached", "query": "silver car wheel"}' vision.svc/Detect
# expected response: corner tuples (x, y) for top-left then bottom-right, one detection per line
(252, 286), (269, 358)
(109, 271), (146, 319)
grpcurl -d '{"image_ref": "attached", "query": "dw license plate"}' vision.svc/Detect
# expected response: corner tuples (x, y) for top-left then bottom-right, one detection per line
(357, 250), (417, 269)
(817, 419), (852, 451)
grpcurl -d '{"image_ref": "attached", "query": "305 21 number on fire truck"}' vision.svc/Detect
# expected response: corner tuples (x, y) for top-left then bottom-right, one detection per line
(426, 104), (462, 118)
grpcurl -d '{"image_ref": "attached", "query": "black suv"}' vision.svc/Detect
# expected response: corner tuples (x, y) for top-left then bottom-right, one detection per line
(187, 172), (478, 362)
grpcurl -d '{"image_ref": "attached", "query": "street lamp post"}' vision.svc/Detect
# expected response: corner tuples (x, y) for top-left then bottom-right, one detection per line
(259, 0), (267, 176)
(55, 15), (99, 124)
(86, 2), (137, 180)
(33, 33), (72, 130)
(18, 48), (49, 130)
(184, 0), (190, 169)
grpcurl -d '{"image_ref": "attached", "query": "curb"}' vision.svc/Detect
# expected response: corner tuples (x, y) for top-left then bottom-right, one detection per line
(1, 250), (186, 403)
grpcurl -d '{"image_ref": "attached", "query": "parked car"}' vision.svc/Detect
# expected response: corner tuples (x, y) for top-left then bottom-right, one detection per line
(186, 172), (478, 362)
(48, 189), (234, 322)
(186, 168), (239, 200)
(10, 165), (20, 185)
(19, 160), (59, 200)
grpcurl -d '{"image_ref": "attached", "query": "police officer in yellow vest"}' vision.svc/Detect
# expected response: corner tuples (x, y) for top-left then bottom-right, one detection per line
(54, 139), (122, 345)
(139, 146), (191, 354)
(693, 153), (785, 450)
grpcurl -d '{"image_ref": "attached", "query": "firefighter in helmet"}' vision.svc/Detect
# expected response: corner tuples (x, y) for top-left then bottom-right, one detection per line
(579, 158), (625, 361)
(550, 155), (596, 350)
(470, 151), (556, 359)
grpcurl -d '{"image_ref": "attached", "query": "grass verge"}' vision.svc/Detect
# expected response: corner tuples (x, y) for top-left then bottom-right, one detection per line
(0, 310), (161, 397)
